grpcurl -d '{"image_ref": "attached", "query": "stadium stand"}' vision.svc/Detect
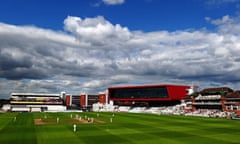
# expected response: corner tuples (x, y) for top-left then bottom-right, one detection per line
(9, 92), (66, 112)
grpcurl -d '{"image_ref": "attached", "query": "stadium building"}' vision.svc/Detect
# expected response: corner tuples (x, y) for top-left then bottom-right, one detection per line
(108, 84), (190, 107)
(186, 87), (240, 116)
(8, 84), (240, 117)
(9, 92), (108, 112)
(10, 92), (66, 112)
(65, 93), (107, 111)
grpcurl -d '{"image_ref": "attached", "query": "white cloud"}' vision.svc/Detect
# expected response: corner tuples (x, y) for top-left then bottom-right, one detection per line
(64, 16), (131, 46)
(102, 0), (125, 5)
(209, 15), (233, 25)
(1, 15), (240, 98)
(206, 15), (240, 35)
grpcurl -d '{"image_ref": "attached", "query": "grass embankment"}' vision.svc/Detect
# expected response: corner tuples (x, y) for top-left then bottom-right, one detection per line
(0, 112), (240, 144)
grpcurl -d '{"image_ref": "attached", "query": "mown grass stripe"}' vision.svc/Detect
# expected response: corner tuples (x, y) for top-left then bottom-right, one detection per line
(0, 112), (240, 144)
(0, 113), (37, 144)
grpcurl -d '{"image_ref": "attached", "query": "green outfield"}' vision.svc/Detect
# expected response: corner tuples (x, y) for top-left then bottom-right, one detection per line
(0, 112), (240, 144)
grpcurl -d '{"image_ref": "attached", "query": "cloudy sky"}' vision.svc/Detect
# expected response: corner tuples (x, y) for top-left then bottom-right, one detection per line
(0, 0), (240, 98)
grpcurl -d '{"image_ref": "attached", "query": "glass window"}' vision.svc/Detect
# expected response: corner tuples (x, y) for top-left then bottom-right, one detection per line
(109, 87), (169, 98)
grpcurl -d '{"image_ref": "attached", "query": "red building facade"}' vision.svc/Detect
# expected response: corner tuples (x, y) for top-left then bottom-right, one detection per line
(108, 84), (190, 106)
